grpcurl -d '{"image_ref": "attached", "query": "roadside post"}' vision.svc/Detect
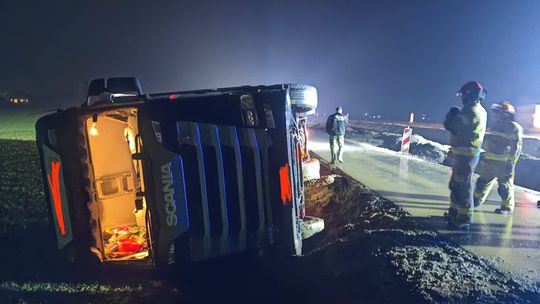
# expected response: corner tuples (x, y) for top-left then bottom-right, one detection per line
(399, 113), (414, 177)
(401, 112), (414, 154)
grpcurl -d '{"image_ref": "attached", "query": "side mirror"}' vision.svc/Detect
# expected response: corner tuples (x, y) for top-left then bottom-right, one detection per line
(86, 78), (106, 107)
(107, 77), (142, 96)
(87, 78), (106, 97)
(85, 77), (143, 107)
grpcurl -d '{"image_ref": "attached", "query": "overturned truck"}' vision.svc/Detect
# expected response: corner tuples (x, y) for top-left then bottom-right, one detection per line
(36, 77), (322, 268)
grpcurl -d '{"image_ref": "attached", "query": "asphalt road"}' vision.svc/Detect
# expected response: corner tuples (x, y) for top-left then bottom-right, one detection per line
(359, 119), (540, 139)
(310, 128), (540, 286)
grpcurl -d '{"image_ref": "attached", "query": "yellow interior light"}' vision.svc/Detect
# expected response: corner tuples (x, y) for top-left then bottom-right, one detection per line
(90, 114), (99, 136)
(90, 122), (99, 136)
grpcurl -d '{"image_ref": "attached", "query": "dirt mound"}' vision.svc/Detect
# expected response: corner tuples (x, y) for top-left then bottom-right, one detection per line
(303, 158), (539, 303)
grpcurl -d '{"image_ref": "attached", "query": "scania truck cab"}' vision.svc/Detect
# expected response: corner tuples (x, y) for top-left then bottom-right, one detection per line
(36, 77), (322, 268)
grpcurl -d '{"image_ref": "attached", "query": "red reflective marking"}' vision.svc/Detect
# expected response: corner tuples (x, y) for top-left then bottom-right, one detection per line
(47, 161), (66, 236)
(279, 163), (292, 205)
(169, 94), (177, 100)
(403, 136), (410, 145)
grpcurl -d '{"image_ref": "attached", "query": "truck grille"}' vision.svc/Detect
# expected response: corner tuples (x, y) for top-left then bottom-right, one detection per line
(176, 121), (272, 260)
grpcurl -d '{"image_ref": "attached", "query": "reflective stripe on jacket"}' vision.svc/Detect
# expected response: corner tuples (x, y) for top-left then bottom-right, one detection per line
(482, 152), (516, 162)
(450, 146), (482, 157)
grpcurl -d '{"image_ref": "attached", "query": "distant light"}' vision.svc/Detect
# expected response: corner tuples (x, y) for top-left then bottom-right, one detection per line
(169, 94), (177, 100)
(534, 105), (540, 128)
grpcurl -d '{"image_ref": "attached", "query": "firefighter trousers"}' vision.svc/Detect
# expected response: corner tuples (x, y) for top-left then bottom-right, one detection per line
(474, 159), (515, 211)
(448, 154), (480, 223)
(329, 135), (344, 163)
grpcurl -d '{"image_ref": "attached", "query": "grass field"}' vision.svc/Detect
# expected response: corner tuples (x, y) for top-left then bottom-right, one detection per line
(0, 108), (42, 140)
(0, 108), (45, 234)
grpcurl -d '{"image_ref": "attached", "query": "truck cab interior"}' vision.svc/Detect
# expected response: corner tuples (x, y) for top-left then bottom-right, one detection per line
(84, 107), (152, 262)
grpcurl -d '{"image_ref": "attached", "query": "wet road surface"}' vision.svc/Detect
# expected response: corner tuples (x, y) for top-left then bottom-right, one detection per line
(310, 129), (540, 284)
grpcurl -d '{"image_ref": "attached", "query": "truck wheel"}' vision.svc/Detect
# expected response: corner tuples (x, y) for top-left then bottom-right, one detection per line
(289, 84), (317, 114)
(301, 216), (325, 239)
(302, 158), (320, 181)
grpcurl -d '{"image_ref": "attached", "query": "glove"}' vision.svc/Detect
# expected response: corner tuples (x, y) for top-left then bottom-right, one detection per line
(447, 106), (460, 117)
(444, 107), (461, 135)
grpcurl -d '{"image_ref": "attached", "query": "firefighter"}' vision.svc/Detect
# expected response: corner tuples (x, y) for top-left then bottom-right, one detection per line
(325, 106), (349, 164)
(443, 81), (488, 229)
(474, 102), (523, 215)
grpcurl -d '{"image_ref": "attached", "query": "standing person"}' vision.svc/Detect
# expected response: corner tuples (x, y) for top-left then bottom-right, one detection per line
(443, 81), (488, 230)
(325, 106), (349, 164)
(474, 102), (523, 214)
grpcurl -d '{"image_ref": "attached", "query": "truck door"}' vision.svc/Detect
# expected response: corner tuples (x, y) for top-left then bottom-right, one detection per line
(36, 109), (87, 251)
(137, 106), (190, 266)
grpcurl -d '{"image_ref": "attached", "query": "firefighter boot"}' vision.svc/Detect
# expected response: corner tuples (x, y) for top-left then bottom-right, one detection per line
(447, 213), (471, 231)
(494, 206), (513, 215)
(473, 197), (483, 208)
(443, 207), (457, 219)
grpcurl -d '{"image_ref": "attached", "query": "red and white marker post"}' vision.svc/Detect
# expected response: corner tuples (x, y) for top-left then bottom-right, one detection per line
(401, 113), (414, 154)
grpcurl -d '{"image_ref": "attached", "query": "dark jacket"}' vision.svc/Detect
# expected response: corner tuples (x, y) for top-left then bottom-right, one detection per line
(326, 113), (348, 136)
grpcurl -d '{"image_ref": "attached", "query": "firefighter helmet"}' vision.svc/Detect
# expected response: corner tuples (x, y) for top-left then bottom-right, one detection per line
(491, 101), (516, 114)
(456, 81), (487, 103)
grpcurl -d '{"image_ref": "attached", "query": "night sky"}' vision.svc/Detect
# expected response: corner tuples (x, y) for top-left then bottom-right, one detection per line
(1, 0), (540, 118)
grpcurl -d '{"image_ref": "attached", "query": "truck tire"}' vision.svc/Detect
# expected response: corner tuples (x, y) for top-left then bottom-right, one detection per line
(302, 158), (320, 181)
(289, 84), (317, 113)
(301, 216), (325, 239)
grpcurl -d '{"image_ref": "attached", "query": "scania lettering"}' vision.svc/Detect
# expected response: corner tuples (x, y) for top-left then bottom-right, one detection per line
(161, 162), (178, 227)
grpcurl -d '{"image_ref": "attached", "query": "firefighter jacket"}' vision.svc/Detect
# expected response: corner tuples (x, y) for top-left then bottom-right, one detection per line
(482, 119), (523, 164)
(444, 101), (487, 156)
(326, 113), (349, 136)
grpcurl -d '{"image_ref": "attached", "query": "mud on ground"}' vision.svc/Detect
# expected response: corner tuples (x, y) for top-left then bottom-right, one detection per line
(0, 139), (538, 303)
(304, 158), (539, 303)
